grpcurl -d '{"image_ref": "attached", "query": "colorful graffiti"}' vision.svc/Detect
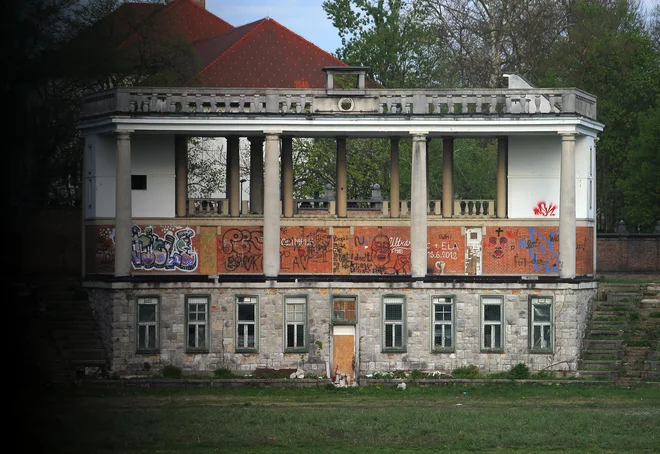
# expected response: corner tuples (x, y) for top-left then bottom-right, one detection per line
(533, 201), (557, 216)
(218, 227), (263, 273)
(280, 226), (332, 273)
(332, 227), (351, 275)
(131, 225), (198, 271)
(488, 227), (508, 259)
(351, 227), (410, 274)
(517, 227), (560, 273)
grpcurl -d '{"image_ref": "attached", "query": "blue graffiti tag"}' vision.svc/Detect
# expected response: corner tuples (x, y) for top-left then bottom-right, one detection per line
(518, 228), (560, 273)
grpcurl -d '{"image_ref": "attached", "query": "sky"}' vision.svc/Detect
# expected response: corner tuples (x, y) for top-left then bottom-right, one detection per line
(207, 0), (342, 55)
(208, 0), (659, 58)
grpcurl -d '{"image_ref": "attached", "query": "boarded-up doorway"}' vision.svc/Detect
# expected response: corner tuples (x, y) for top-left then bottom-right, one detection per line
(332, 325), (355, 384)
(465, 227), (483, 275)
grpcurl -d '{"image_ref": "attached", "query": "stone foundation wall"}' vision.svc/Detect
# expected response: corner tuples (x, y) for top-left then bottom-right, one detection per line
(84, 281), (596, 376)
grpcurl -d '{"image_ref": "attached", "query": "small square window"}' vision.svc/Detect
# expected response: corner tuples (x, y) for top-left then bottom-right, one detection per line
(382, 295), (406, 352)
(186, 296), (209, 353)
(332, 295), (357, 324)
(529, 296), (553, 353)
(236, 296), (258, 352)
(132, 175), (147, 190)
(137, 296), (159, 353)
(432, 295), (455, 352)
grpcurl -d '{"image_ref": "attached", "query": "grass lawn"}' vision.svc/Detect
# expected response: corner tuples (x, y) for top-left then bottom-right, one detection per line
(20, 382), (660, 453)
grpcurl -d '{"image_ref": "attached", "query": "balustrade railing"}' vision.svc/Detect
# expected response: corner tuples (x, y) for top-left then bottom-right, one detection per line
(82, 87), (596, 120)
(187, 198), (227, 216)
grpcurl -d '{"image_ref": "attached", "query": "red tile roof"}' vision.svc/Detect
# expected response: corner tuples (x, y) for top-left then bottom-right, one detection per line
(74, 0), (349, 89)
(188, 18), (347, 88)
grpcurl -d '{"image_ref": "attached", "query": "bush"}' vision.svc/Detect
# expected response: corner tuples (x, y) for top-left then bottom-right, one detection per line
(162, 364), (183, 379)
(214, 367), (234, 378)
(507, 363), (530, 380)
(452, 364), (480, 378)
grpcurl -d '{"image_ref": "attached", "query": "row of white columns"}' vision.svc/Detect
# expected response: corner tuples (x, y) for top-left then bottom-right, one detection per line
(113, 131), (577, 279)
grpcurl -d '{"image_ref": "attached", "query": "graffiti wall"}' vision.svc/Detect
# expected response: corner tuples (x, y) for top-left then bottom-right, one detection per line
(87, 223), (593, 276)
(427, 227), (465, 274)
(350, 227), (411, 274)
(87, 225), (201, 274)
(280, 226), (333, 273)
(217, 226), (264, 273)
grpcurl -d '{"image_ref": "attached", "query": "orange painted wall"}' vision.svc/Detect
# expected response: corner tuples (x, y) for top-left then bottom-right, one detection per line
(427, 227), (465, 275)
(88, 223), (593, 276)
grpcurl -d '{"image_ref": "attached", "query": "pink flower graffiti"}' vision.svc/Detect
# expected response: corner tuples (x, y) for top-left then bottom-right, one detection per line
(533, 201), (557, 216)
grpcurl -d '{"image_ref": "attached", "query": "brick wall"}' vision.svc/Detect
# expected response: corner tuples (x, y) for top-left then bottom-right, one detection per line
(596, 234), (659, 273)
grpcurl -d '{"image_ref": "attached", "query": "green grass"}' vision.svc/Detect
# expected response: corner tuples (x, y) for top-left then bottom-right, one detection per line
(20, 383), (660, 453)
(599, 276), (659, 284)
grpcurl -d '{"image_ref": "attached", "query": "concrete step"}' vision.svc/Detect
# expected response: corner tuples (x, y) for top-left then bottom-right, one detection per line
(575, 370), (616, 381)
(581, 359), (621, 370)
(595, 302), (637, 311)
(582, 339), (623, 350)
(582, 350), (624, 360)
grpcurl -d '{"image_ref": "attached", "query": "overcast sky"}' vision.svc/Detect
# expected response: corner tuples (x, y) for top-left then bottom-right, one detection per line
(208, 0), (659, 57)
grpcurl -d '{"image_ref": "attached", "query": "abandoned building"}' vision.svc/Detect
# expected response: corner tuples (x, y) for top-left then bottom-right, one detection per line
(77, 0), (604, 380)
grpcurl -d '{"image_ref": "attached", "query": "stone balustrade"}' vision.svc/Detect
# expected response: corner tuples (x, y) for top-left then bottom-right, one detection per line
(81, 87), (597, 120)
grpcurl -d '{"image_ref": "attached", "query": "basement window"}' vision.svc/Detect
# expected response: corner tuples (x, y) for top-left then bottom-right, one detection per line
(432, 295), (455, 352)
(481, 296), (504, 352)
(285, 295), (307, 352)
(382, 295), (406, 352)
(529, 296), (553, 353)
(136, 296), (159, 353)
(236, 295), (258, 352)
(186, 295), (209, 353)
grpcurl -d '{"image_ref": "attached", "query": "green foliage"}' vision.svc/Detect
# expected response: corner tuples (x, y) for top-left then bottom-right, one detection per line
(161, 364), (183, 379)
(648, 311), (660, 318)
(213, 367), (235, 378)
(451, 364), (480, 378)
(507, 363), (531, 380)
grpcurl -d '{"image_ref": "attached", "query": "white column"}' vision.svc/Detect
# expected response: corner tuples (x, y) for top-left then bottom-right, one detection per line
(560, 133), (576, 278)
(411, 133), (428, 278)
(263, 133), (281, 278)
(115, 131), (132, 277)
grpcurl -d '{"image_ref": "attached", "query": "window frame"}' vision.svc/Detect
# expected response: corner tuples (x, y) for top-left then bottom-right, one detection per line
(382, 294), (406, 353)
(330, 294), (358, 325)
(235, 295), (259, 353)
(185, 295), (210, 353)
(136, 295), (160, 354)
(284, 295), (308, 353)
(529, 295), (554, 353)
(480, 295), (504, 353)
(431, 294), (455, 353)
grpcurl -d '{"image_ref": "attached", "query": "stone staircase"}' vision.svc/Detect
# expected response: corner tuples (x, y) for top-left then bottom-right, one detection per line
(578, 280), (660, 383)
(19, 274), (108, 387)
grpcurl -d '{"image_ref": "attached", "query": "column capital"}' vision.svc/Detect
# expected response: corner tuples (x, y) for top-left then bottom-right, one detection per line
(411, 132), (428, 141)
(115, 130), (133, 139)
(263, 130), (282, 137)
(559, 132), (577, 142)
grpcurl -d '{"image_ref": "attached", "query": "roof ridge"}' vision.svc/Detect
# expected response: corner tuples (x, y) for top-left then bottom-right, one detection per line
(190, 18), (268, 84)
(183, 0), (234, 30)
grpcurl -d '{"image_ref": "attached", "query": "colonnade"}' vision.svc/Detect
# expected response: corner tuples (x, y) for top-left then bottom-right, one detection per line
(114, 131), (577, 279)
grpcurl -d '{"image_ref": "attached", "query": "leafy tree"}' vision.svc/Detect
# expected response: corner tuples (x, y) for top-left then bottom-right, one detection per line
(322, 0), (451, 87)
